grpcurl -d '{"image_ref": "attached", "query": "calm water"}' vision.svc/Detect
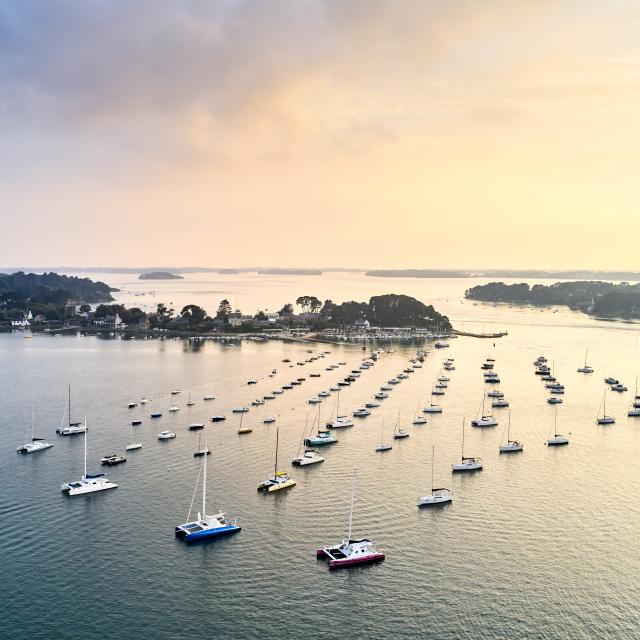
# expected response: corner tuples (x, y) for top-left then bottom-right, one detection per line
(4, 273), (640, 639)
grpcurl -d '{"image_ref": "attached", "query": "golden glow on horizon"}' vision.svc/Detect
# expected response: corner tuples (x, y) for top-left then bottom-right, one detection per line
(2, 1), (640, 269)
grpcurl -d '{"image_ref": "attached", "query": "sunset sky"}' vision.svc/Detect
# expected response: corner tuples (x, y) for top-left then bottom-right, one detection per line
(2, 0), (640, 270)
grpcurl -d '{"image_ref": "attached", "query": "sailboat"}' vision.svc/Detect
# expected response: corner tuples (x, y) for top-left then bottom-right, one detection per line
(125, 422), (142, 451)
(418, 446), (453, 506)
(257, 426), (296, 492)
(577, 349), (594, 374)
(412, 401), (427, 424)
(193, 432), (211, 457)
(17, 406), (54, 454)
(56, 385), (87, 435)
(546, 406), (569, 446)
(499, 412), (523, 453)
(628, 377), (640, 416)
(375, 418), (392, 452)
(316, 472), (385, 569)
(292, 413), (324, 466)
(305, 403), (337, 446)
(237, 411), (252, 434)
(326, 391), (354, 428)
(596, 388), (615, 424)
(175, 440), (241, 541)
(471, 394), (497, 427)
(61, 420), (118, 495)
(393, 412), (409, 439)
(186, 393), (195, 407)
(452, 418), (482, 472)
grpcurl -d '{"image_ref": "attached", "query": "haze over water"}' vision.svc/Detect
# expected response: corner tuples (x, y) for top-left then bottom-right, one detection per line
(4, 273), (640, 639)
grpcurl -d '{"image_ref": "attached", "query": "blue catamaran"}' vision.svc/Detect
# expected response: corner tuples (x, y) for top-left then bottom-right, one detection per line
(175, 440), (241, 542)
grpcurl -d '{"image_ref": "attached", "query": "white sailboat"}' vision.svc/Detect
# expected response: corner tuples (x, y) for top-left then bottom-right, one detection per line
(596, 388), (615, 425)
(17, 406), (54, 454)
(471, 394), (497, 427)
(418, 446), (453, 506)
(375, 419), (392, 452)
(61, 420), (118, 495)
(452, 418), (482, 472)
(326, 391), (354, 428)
(499, 412), (523, 453)
(56, 385), (87, 435)
(125, 422), (142, 451)
(628, 377), (640, 416)
(257, 426), (296, 492)
(546, 406), (569, 446)
(577, 349), (594, 373)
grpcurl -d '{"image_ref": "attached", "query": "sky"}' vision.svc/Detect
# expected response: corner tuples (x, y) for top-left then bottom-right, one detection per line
(2, 0), (640, 270)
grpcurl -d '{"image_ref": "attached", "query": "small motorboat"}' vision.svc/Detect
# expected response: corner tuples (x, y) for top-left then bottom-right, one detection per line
(127, 402), (138, 409)
(308, 397), (322, 404)
(210, 415), (226, 422)
(374, 392), (389, 400)
(605, 377), (619, 385)
(263, 416), (276, 424)
(171, 389), (181, 395)
(238, 426), (253, 434)
(491, 399), (509, 408)
(140, 397), (150, 404)
(487, 390), (504, 398)
(101, 454), (127, 465)
(150, 412), (163, 418)
(365, 402), (380, 408)
(352, 407), (370, 418)
(251, 399), (266, 406)
(318, 391), (331, 398)
(412, 416), (427, 425)
(273, 389), (284, 395)
(247, 379), (258, 385)
(232, 407), (249, 413)
(158, 431), (176, 440)
(547, 397), (563, 404)
(203, 395), (215, 401)
(188, 423), (205, 430)
(168, 405), (180, 412)
(611, 384), (627, 392)
(292, 449), (325, 466)
(263, 394), (276, 400)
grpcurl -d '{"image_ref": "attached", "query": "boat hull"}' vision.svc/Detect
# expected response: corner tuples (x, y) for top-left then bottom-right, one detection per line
(175, 524), (241, 542)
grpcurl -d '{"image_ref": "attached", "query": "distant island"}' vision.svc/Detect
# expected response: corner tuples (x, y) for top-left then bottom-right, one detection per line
(367, 269), (469, 278)
(465, 281), (640, 318)
(367, 269), (640, 280)
(138, 271), (184, 280)
(257, 268), (322, 276)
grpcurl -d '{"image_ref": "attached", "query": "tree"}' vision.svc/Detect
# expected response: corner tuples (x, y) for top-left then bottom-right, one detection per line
(254, 310), (267, 321)
(309, 296), (322, 313)
(216, 299), (232, 322)
(296, 296), (310, 313)
(78, 304), (91, 314)
(180, 304), (207, 327)
(279, 303), (294, 316)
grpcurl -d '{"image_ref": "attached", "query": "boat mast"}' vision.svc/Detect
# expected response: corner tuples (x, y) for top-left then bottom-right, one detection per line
(507, 411), (511, 443)
(202, 439), (207, 517)
(554, 405), (558, 437)
(68, 385), (72, 427)
(83, 417), (87, 480)
(347, 471), (357, 541)
(431, 445), (435, 492)
(274, 426), (279, 474)
(461, 418), (465, 461)
(30, 404), (35, 441)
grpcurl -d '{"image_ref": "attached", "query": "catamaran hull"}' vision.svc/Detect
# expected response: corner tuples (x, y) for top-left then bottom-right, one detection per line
(175, 525), (241, 542)
(62, 482), (118, 495)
